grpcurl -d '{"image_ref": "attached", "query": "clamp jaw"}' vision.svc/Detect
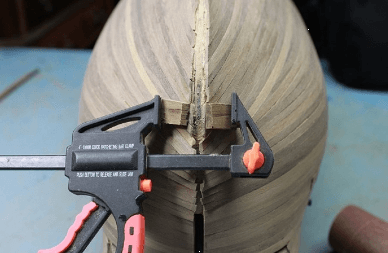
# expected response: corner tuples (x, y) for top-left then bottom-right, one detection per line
(1, 93), (274, 253)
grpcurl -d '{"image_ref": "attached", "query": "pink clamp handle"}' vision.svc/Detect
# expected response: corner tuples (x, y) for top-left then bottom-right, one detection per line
(38, 202), (98, 253)
(122, 214), (145, 253)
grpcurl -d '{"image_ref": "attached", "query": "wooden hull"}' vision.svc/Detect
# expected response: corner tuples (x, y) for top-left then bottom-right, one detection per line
(79, 0), (327, 252)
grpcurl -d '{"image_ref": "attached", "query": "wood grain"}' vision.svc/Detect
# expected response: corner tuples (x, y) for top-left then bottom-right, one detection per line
(79, 0), (328, 252)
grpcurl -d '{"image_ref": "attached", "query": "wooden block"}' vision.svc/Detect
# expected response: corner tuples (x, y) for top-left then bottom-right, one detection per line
(161, 99), (190, 126)
(205, 103), (231, 129)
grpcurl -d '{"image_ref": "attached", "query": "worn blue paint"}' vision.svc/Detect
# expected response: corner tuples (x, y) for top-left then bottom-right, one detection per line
(0, 48), (102, 253)
(1, 49), (387, 253)
(299, 61), (388, 252)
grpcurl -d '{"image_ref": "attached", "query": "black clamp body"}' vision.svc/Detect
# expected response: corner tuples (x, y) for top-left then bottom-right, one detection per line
(0, 93), (274, 253)
(65, 96), (160, 252)
(65, 96), (160, 211)
(63, 93), (274, 253)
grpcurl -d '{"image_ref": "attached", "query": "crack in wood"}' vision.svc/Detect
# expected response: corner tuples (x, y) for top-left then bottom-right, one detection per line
(188, 0), (210, 150)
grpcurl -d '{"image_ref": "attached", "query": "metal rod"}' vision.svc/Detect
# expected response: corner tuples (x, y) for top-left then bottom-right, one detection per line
(0, 156), (65, 170)
(147, 154), (230, 171)
(0, 154), (231, 171)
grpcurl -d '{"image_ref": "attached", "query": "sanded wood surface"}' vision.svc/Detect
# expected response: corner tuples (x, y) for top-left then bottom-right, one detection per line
(79, 0), (327, 252)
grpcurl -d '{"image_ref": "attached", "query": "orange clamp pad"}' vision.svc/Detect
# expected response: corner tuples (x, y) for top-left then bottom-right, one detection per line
(123, 214), (145, 253)
(140, 179), (152, 193)
(243, 142), (265, 174)
(38, 201), (98, 253)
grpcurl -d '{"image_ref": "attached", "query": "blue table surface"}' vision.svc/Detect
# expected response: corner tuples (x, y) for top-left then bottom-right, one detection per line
(0, 48), (387, 253)
(0, 48), (102, 253)
(300, 61), (388, 252)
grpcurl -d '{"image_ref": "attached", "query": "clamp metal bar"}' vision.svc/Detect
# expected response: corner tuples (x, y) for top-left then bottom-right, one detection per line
(0, 155), (66, 170)
(0, 154), (232, 172)
(147, 154), (230, 171)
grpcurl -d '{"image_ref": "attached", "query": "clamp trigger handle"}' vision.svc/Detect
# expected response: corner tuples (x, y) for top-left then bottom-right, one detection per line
(121, 214), (145, 253)
(38, 201), (110, 253)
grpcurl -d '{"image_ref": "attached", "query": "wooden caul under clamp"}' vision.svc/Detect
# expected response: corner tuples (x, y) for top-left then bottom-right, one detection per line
(161, 99), (231, 129)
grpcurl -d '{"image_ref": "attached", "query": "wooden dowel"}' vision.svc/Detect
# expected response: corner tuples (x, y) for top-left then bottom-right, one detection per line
(0, 68), (39, 102)
(329, 205), (388, 253)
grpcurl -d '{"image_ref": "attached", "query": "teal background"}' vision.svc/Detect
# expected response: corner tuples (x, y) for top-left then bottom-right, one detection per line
(0, 48), (102, 253)
(300, 61), (388, 252)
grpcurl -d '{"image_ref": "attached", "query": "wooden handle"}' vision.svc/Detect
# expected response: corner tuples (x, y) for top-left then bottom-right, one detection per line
(329, 205), (388, 253)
